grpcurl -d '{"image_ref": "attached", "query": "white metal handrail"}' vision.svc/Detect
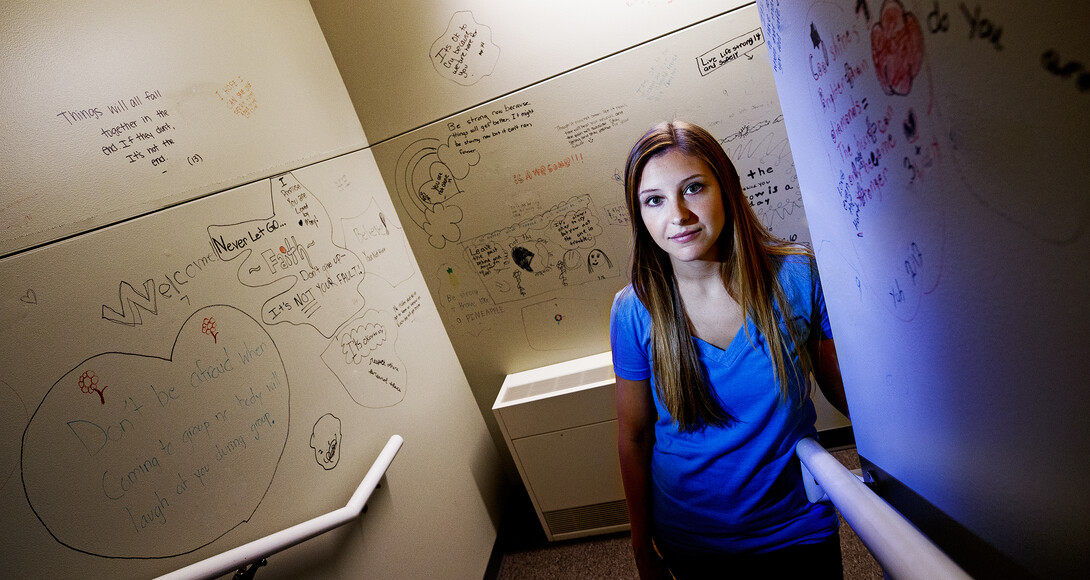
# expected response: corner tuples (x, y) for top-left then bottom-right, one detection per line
(796, 437), (971, 580)
(156, 434), (404, 580)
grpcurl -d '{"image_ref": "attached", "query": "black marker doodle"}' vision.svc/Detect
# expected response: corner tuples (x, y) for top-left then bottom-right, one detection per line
(811, 22), (829, 66)
(512, 246), (535, 272)
(587, 249), (613, 274)
(856, 0), (871, 22)
(310, 413), (341, 470)
(102, 279), (159, 327)
(1041, 50), (1090, 93)
(20, 289), (37, 304)
(902, 108), (918, 142)
(461, 195), (616, 304)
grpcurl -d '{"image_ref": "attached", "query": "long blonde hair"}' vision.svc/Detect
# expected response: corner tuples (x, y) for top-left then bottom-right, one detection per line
(623, 121), (813, 432)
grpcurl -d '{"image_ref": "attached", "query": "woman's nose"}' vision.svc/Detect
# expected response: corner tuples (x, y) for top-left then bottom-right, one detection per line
(669, 198), (691, 224)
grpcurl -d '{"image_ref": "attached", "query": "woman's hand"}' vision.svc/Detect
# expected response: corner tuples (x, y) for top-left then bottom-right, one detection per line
(632, 540), (670, 580)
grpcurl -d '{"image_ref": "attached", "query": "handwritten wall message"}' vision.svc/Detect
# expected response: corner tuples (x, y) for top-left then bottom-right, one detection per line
(430, 11), (500, 85)
(208, 173), (367, 337)
(101, 250), (222, 325)
(757, 0), (786, 72)
(216, 76), (258, 119)
(434, 263), (505, 334)
(713, 111), (810, 243)
(512, 153), (584, 185)
(917, 0), (1088, 243)
(448, 101), (536, 152)
(698, 28), (766, 76)
(460, 195), (618, 303)
(340, 199), (414, 287)
(394, 102), (537, 249)
(804, 0), (943, 319)
(21, 306), (287, 558)
(637, 49), (680, 102)
(57, 89), (195, 175)
(393, 291), (422, 328)
(555, 105), (630, 148)
(321, 310), (405, 408)
(739, 163), (806, 241)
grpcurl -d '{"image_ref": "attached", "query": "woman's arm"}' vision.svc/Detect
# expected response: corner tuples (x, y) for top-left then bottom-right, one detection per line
(813, 338), (850, 419)
(616, 376), (667, 580)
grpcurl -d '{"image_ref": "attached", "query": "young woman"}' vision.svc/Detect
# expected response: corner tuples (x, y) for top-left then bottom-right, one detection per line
(610, 121), (850, 579)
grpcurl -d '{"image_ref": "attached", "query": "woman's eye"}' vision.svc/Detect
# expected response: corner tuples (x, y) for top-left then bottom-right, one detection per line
(684, 182), (703, 195)
(642, 195), (663, 207)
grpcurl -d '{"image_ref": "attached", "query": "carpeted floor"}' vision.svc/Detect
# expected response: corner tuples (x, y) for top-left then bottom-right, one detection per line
(491, 447), (883, 579)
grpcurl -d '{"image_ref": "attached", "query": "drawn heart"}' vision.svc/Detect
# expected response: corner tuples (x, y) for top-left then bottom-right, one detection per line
(419, 162), (460, 206)
(20, 289), (37, 304)
(21, 305), (289, 558)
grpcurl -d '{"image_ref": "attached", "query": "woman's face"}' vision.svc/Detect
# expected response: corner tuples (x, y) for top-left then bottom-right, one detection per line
(636, 149), (726, 265)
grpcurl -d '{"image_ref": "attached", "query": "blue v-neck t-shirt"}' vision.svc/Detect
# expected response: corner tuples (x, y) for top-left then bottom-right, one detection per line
(610, 254), (837, 554)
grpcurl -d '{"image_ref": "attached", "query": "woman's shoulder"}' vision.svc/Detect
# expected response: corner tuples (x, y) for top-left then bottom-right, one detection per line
(774, 251), (819, 299)
(612, 284), (645, 314)
(611, 285), (655, 332)
(776, 250), (816, 270)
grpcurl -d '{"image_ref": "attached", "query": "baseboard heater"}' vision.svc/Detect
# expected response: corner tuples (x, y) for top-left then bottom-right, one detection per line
(493, 352), (629, 541)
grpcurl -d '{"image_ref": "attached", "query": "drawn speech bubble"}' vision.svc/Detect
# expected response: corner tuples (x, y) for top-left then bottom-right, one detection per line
(322, 310), (406, 408)
(430, 11), (500, 85)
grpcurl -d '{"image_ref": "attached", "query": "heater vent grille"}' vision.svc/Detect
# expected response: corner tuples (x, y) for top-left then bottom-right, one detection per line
(543, 500), (629, 535)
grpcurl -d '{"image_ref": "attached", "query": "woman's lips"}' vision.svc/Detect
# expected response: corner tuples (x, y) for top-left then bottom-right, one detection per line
(670, 229), (699, 243)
